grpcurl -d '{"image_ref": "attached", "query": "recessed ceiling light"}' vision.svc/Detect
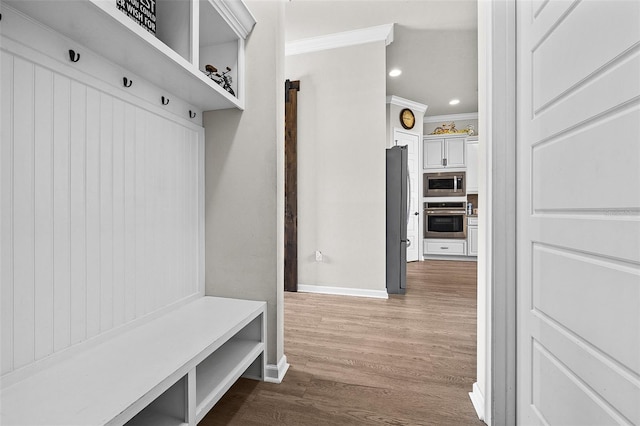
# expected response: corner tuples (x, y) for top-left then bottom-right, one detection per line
(449, 99), (460, 105)
(389, 69), (402, 77)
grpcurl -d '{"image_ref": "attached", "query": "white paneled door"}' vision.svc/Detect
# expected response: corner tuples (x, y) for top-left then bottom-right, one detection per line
(516, 1), (640, 424)
(394, 129), (420, 262)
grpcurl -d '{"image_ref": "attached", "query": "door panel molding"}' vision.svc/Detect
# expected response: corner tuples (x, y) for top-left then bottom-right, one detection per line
(517, 0), (640, 424)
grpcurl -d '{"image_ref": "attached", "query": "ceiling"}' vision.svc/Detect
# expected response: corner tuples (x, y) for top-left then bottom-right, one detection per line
(285, 0), (479, 117)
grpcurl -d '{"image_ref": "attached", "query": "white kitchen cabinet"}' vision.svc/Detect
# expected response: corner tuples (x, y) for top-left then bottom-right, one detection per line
(424, 239), (467, 255)
(423, 135), (466, 169)
(423, 138), (445, 168)
(5, 0), (255, 111)
(467, 217), (478, 257)
(466, 137), (479, 194)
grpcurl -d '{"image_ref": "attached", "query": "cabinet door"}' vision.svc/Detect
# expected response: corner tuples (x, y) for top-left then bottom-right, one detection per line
(467, 226), (478, 256)
(445, 138), (466, 168)
(466, 141), (478, 193)
(423, 139), (445, 169)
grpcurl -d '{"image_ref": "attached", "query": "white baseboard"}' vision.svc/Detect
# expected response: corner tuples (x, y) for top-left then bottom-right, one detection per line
(264, 355), (290, 384)
(469, 382), (486, 421)
(423, 255), (477, 262)
(297, 284), (388, 299)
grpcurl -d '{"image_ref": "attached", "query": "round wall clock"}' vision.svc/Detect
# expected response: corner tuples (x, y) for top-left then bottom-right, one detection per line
(400, 108), (415, 130)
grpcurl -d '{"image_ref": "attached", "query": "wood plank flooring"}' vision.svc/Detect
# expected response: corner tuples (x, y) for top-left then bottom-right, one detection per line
(200, 260), (484, 425)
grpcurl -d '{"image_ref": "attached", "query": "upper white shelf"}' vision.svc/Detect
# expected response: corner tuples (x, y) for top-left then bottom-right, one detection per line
(5, 0), (256, 111)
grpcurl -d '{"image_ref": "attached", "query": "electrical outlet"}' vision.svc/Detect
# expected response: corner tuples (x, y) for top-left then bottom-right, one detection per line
(315, 250), (323, 262)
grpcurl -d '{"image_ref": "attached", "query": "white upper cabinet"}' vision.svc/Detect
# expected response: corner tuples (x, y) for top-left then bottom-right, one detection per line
(4, 0), (256, 111)
(445, 137), (466, 168)
(423, 139), (446, 169)
(466, 137), (479, 194)
(423, 135), (467, 169)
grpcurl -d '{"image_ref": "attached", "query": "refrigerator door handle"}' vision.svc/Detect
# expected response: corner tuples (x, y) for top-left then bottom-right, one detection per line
(406, 168), (411, 224)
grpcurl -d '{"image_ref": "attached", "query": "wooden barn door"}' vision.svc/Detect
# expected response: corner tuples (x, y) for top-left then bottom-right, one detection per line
(284, 80), (300, 292)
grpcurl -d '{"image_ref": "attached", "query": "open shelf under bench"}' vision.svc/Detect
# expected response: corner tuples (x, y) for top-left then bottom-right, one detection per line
(1, 297), (266, 426)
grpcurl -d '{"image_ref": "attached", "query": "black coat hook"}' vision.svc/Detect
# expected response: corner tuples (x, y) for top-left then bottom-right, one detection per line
(69, 49), (80, 62)
(123, 77), (133, 88)
(189, 110), (196, 119)
(161, 96), (169, 105)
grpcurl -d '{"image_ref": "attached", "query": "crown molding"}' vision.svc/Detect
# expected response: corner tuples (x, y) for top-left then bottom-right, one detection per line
(424, 112), (479, 123)
(213, 0), (257, 39)
(285, 23), (394, 56)
(386, 96), (428, 115)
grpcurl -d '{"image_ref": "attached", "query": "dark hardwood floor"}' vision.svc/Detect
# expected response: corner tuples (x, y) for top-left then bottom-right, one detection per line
(200, 260), (483, 425)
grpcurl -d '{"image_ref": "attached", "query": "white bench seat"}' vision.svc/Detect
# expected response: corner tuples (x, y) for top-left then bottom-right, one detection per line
(1, 297), (266, 426)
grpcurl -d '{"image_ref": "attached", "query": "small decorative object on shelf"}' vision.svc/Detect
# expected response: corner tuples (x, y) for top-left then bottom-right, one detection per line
(430, 121), (476, 135)
(116, 0), (156, 35)
(432, 122), (458, 134)
(204, 64), (235, 97)
(465, 124), (475, 136)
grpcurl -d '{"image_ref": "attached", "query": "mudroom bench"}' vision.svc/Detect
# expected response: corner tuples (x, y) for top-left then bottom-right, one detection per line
(0, 297), (266, 426)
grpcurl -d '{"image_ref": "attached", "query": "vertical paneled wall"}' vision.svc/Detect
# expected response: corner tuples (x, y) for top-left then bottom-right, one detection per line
(0, 50), (202, 375)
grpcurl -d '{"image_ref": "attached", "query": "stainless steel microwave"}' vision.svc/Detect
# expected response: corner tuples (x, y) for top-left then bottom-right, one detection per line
(423, 172), (465, 197)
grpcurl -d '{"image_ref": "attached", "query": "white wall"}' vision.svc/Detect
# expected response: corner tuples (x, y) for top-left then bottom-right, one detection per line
(474, 1), (518, 423)
(285, 41), (387, 295)
(203, 1), (285, 368)
(475, 0), (488, 419)
(1, 12), (204, 377)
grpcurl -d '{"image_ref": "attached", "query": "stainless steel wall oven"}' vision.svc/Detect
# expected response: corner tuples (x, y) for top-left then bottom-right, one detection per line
(424, 202), (467, 239)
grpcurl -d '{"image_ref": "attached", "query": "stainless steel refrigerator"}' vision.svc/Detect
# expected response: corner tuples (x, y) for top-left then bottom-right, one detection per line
(386, 145), (408, 294)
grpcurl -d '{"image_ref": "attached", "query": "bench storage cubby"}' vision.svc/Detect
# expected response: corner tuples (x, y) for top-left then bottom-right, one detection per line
(1, 297), (266, 426)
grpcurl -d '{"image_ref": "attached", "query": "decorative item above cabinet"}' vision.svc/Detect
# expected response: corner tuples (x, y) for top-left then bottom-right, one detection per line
(4, 0), (256, 111)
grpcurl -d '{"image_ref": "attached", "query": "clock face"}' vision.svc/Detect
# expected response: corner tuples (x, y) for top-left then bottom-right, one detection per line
(400, 108), (415, 129)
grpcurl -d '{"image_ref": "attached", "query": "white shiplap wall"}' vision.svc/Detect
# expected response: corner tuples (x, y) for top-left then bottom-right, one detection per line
(0, 48), (203, 375)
